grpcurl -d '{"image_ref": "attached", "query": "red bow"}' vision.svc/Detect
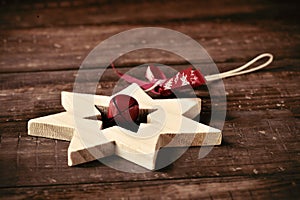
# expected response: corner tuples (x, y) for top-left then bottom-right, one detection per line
(112, 64), (206, 96)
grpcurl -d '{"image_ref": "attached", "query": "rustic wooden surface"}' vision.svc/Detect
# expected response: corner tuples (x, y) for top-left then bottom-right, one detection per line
(0, 0), (299, 199)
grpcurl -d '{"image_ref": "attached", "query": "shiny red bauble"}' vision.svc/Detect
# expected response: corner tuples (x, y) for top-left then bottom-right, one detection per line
(107, 94), (139, 131)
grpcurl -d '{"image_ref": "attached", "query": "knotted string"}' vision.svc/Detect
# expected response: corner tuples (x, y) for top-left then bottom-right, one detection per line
(112, 53), (274, 96)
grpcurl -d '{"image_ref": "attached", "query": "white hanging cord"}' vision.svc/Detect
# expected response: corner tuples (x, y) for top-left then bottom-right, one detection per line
(205, 53), (273, 82)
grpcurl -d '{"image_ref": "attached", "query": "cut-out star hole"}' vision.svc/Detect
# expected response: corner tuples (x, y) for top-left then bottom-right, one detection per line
(89, 104), (156, 132)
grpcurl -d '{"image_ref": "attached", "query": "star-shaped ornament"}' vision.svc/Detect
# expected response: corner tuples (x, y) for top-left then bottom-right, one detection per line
(28, 84), (221, 170)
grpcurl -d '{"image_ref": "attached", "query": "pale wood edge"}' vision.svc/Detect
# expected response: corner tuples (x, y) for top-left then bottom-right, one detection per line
(28, 113), (74, 141)
(68, 141), (115, 166)
(156, 131), (222, 149)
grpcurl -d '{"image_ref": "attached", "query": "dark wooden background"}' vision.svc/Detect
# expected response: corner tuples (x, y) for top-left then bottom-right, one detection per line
(0, 0), (299, 199)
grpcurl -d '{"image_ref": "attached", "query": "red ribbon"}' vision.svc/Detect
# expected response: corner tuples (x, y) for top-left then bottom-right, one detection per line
(111, 64), (206, 96)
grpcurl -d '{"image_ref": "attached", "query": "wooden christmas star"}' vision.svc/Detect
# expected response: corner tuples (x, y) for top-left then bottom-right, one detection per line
(28, 84), (221, 170)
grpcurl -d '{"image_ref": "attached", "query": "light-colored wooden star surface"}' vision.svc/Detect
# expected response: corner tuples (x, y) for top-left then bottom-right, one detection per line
(28, 84), (221, 170)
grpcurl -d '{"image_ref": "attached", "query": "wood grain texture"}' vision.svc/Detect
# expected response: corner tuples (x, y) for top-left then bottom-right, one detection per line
(0, 0), (299, 199)
(1, 0), (298, 29)
(1, 23), (299, 73)
(0, 175), (298, 199)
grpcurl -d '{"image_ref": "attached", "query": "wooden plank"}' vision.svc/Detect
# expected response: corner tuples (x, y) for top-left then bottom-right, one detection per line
(0, 64), (299, 123)
(0, 0), (277, 29)
(0, 175), (298, 199)
(1, 59), (298, 91)
(0, 22), (299, 73)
